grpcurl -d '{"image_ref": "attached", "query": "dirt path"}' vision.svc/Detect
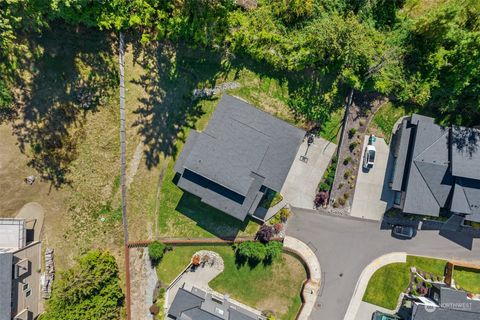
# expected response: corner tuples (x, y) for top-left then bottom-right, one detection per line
(126, 141), (144, 189)
(129, 247), (157, 320)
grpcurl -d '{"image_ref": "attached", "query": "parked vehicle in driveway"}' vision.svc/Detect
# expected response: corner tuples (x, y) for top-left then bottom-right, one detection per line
(363, 145), (376, 168)
(392, 225), (415, 239)
(372, 311), (402, 320)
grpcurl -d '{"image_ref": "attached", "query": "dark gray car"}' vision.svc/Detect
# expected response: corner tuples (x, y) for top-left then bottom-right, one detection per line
(392, 225), (415, 239)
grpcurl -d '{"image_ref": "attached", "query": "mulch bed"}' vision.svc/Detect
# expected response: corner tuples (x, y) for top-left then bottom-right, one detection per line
(329, 92), (387, 212)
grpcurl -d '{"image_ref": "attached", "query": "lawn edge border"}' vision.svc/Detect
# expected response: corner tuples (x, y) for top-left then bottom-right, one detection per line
(343, 252), (407, 320)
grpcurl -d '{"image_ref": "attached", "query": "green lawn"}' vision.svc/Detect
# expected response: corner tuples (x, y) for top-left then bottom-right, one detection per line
(454, 267), (480, 293)
(156, 245), (306, 320)
(319, 108), (344, 143)
(363, 256), (447, 309)
(370, 102), (409, 143)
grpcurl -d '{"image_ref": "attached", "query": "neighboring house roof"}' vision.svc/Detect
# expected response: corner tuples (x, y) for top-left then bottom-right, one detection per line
(392, 114), (480, 222)
(0, 219), (26, 250)
(0, 252), (13, 320)
(168, 287), (263, 320)
(174, 95), (305, 220)
(412, 285), (480, 320)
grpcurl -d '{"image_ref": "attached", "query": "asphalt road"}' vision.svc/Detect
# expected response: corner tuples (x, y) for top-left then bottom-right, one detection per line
(287, 209), (480, 320)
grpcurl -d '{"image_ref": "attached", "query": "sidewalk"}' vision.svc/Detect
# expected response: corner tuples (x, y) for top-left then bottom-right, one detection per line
(283, 236), (322, 320)
(343, 252), (406, 320)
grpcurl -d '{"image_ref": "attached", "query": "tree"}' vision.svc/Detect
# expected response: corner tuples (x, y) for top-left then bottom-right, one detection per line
(235, 241), (283, 264)
(42, 251), (124, 320)
(148, 241), (166, 265)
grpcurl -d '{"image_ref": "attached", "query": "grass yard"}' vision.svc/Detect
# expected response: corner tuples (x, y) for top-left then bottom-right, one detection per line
(369, 102), (409, 143)
(454, 267), (480, 293)
(319, 108), (344, 143)
(363, 256), (447, 309)
(156, 245), (306, 320)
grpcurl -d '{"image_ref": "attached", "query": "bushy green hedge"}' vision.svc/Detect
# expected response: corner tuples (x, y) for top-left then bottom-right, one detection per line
(235, 241), (283, 264)
(148, 241), (167, 265)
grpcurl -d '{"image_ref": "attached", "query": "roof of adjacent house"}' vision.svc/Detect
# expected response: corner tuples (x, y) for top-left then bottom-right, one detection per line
(168, 287), (263, 320)
(0, 252), (13, 320)
(0, 219), (26, 250)
(412, 285), (480, 320)
(174, 95), (305, 220)
(393, 114), (480, 221)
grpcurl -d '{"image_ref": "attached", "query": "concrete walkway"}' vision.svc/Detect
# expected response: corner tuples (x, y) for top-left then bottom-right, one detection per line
(355, 302), (394, 320)
(281, 137), (336, 210)
(350, 136), (394, 221)
(283, 236), (322, 320)
(343, 252), (406, 320)
(16, 202), (45, 242)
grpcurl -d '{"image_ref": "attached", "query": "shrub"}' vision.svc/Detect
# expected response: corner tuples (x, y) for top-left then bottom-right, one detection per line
(256, 224), (274, 243)
(349, 141), (358, 152)
(343, 156), (352, 165)
(338, 197), (346, 206)
(359, 119), (366, 126)
(235, 241), (282, 264)
(344, 170), (351, 179)
(148, 241), (166, 265)
(279, 208), (291, 222)
(348, 128), (357, 139)
(318, 182), (330, 192)
(236, 241), (267, 262)
(149, 304), (160, 315)
(338, 182), (344, 189)
(314, 191), (329, 207)
(265, 241), (283, 262)
(274, 223), (283, 233)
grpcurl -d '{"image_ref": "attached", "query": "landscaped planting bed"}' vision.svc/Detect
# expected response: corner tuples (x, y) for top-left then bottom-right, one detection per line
(156, 244), (306, 320)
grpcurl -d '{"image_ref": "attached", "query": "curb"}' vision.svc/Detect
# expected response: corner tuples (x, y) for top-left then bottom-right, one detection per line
(343, 252), (407, 320)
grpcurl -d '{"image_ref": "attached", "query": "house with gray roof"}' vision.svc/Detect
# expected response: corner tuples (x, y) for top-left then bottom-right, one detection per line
(409, 284), (480, 320)
(390, 114), (480, 228)
(174, 95), (305, 221)
(0, 218), (41, 320)
(167, 286), (266, 320)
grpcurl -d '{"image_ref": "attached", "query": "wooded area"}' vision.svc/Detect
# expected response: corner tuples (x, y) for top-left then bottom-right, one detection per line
(1, 0), (479, 127)
(1, 0), (479, 125)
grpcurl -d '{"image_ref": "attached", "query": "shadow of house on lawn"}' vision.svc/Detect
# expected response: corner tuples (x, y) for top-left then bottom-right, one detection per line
(175, 192), (254, 240)
(129, 40), (228, 169)
(11, 26), (118, 188)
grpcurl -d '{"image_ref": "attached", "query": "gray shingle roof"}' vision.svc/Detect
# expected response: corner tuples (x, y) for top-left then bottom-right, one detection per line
(451, 126), (480, 180)
(174, 95), (305, 220)
(0, 252), (13, 320)
(168, 286), (261, 320)
(395, 114), (480, 222)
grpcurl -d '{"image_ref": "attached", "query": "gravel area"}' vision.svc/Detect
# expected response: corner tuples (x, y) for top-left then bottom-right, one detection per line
(130, 247), (158, 320)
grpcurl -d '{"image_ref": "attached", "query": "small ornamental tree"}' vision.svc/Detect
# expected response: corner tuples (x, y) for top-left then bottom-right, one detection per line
(236, 241), (267, 263)
(265, 241), (282, 262)
(256, 224), (274, 243)
(314, 191), (329, 207)
(192, 254), (200, 266)
(148, 241), (166, 265)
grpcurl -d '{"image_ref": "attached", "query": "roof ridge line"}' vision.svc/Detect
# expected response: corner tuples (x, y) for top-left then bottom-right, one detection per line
(413, 161), (443, 207)
(414, 129), (449, 163)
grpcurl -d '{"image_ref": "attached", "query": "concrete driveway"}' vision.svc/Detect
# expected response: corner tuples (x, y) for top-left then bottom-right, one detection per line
(350, 136), (394, 221)
(286, 208), (480, 320)
(281, 136), (336, 209)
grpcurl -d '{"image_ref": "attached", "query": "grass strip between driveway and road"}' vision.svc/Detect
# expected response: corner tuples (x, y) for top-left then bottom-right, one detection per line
(362, 256), (447, 310)
(156, 244), (306, 320)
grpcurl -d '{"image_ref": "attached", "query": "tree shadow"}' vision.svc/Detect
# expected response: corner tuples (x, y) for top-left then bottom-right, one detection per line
(10, 25), (118, 187)
(128, 39), (229, 168)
